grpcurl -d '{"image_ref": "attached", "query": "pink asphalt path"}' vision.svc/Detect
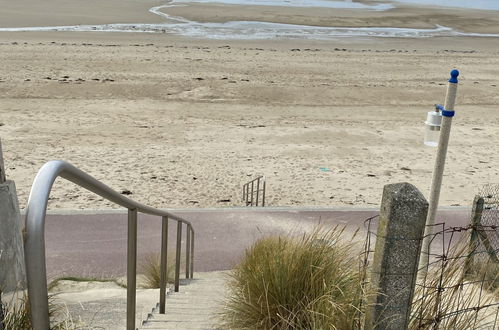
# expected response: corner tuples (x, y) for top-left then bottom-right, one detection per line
(41, 208), (471, 280)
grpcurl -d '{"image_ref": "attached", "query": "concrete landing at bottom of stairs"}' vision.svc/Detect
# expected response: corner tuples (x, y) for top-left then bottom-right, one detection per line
(140, 271), (228, 329)
(50, 271), (228, 330)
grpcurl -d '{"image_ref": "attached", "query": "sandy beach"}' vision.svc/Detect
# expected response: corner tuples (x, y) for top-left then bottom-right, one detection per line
(0, 1), (498, 210)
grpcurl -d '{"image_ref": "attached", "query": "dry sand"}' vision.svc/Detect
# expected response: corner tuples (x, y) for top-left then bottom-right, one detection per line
(0, 1), (499, 210)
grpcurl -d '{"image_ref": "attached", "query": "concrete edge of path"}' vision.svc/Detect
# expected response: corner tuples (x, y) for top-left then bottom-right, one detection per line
(21, 205), (472, 216)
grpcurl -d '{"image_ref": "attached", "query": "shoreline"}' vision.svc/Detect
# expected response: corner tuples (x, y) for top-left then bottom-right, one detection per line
(1, 31), (498, 52)
(1, 1), (499, 38)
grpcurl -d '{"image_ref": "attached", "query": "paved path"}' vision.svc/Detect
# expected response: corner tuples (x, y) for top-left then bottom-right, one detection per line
(44, 207), (472, 329)
(139, 271), (227, 329)
(40, 207), (471, 280)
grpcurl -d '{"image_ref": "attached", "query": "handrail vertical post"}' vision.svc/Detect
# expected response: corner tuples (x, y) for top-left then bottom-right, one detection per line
(127, 208), (138, 330)
(251, 181), (255, 206)
(25, 212), (51, 329)
(246, 182), (250, 205)
(262, 177), (266, 207)
(185, 225), (191, 279)
(0, 138), (6, 183)
(256, 177), (260, 206)
(174, 221), (182, 292)
(159, 216), (168, 314)
(190, 229), (194, 279)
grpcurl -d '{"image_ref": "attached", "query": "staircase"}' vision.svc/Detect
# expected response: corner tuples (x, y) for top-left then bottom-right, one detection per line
(139, 271), (228, 329)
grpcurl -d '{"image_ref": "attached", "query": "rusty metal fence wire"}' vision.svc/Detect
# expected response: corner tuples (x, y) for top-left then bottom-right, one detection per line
(361, 209), (498, 330)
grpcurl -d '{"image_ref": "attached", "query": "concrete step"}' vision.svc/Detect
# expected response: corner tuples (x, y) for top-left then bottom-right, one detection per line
(145, 313), (216, 322)
(138, 271), (228, 330)
(140, 321), (220, 329)
(148, 309), (214, 316)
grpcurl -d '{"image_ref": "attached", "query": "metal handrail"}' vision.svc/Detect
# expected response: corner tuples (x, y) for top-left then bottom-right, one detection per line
(242, 175), (266, 206)
(24, 160), (195, 330)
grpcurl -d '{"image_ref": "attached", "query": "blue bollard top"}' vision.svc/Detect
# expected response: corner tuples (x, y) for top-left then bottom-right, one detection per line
(449, 69), (459, 83)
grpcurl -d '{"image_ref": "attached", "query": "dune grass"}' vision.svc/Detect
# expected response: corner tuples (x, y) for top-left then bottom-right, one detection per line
(410, 240), (498, 329)
(48, 276), (127, 291)
(220, 226), (498, 330)
(140, 253), (175, 289)
(1, 253), (175, 328)
(1, 292), (32, 330)
(220, 227), (365, 330)
(1, 291), (79, 329)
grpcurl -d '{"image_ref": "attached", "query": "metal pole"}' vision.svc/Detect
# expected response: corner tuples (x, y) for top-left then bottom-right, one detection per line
(251, 181), (255, 206)
(256, 177), (260, 206)
(0, 138), (6, 183)
(25, 220), (51, 329)
(0, 140), (6, 329)
(127, 209), (138, 330)
(0, 291), (4, 330)
(262, 177), (266, 207)
(419, 69), (459, 275)
(159, 216), (168, 314)
(190, 229), (194, 279)
(185, 225), (191, 279)
(174, 221), (182, 292)
(246, 182), (250, 205)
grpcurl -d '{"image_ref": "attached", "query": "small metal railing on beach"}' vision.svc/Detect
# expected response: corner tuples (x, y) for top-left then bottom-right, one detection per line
(24, 160), (194, 330)
(242, 175), (266, 206)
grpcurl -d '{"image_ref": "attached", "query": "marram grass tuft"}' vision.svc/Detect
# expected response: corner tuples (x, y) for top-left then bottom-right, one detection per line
(220, 227), (366, 330)
(140, 252), (175, 289)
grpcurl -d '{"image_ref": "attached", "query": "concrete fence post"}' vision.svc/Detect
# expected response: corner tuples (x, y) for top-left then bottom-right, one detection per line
(365, 182), (428, 330)
(465, 196), (484, 274)
(0, 138), (26, 297)
(0, 137), (4, 330)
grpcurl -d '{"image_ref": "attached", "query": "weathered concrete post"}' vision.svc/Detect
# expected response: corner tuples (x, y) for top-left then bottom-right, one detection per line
(0, 138), (4, 330)
(365, 183), (428, 330)
(465, 196), (484, 274)
(0, 138), (26, 297)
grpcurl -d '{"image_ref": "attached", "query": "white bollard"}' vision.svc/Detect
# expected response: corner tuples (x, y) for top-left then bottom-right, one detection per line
(419, 70), (459, 277)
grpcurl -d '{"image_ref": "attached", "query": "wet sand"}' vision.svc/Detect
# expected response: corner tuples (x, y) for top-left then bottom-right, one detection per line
(162, 2), (499, 33)
(0, 0), (165, 28)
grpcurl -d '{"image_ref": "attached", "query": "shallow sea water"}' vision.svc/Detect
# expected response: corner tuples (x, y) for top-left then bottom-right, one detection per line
(0, 0), (498, 39)
(172, 0), (499, 11)
(388, 0), (499, 10)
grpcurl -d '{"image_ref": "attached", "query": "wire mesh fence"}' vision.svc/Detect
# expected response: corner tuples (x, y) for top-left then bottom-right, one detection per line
(414, 223), (498, 329)
(361, 209), (498, 329)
